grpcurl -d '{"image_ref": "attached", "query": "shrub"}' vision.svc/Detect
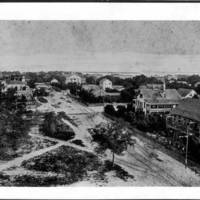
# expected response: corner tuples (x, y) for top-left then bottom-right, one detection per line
(38, 97), (48, 103)
(71, 139), (85, 147)
(12, 174), (67, 186)
(40, 112), (75, 141)
(104, 104), (116, 116)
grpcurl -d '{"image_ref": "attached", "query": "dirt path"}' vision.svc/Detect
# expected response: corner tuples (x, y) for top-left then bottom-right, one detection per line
(3, 91), (200, 186)
(0, 143), (63, 172)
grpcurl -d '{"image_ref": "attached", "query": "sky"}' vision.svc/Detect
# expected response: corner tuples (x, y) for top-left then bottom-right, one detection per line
(1, 21), (200, 74)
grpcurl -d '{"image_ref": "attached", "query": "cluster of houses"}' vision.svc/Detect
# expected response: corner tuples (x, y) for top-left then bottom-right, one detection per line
(1, 71), (200, 142)
(133, 79), (200, 144)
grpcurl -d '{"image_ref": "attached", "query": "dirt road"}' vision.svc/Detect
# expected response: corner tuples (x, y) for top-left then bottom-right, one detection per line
(51, 92), (200, 186)
(2, 90), (200, 186)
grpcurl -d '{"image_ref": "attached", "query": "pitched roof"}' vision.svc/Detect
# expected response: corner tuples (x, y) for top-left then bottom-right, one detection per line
(177, 88), (194, 97)
(170, 98), (200, 122)
(99, 78), (112, 84)
(5, 80), (26, 85)
(165, 89), (182, 100)
(51, 78), (59, 83)
(140, 88), (181, 104)
(82, 84), (99, 91)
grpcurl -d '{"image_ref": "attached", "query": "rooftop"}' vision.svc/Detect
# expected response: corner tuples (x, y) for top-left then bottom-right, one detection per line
(140, 88), (181, 104)
(177, 88), (195, 97)
(170, 98), (200, 122)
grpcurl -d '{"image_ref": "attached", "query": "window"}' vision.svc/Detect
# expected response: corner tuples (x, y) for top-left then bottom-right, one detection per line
(151, 105), (157, 109)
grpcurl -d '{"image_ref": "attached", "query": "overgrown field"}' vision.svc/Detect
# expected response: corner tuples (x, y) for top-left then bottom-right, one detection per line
(0, 145), (134, 186)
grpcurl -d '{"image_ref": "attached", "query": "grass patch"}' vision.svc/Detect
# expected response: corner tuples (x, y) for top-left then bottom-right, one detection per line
(16, 146), (133, 186)
(0, 136), (57, 161)
(21, 146), (101, 185)
(0, 146), (134, 186)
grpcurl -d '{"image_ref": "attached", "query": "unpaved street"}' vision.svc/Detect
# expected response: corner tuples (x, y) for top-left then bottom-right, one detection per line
(2, 90), (200, 186)
(36, 91), (200, 186)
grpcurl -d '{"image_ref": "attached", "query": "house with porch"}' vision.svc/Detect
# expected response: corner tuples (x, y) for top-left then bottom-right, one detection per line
(134, 82), (181, 115)
(166, 98), (200, 142)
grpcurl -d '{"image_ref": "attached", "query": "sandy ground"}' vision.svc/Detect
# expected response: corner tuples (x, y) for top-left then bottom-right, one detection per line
(35, 91), (200, 186)
(2, 90), (200, 186)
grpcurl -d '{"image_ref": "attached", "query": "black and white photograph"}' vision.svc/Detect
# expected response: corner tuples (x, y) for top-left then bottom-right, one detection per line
(1, 19), (200, 188)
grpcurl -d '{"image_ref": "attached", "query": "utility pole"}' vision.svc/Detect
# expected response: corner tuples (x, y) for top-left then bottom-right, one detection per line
(185, 125), (189, 168)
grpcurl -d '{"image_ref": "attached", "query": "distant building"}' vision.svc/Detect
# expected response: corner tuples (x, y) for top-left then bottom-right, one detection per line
(65, 74), (83, 85)
(99, 78), (112, 90)
(134, 81), (181, 115)
(50, 78), (59, 84)
(112, 85), (125, 92)
(166, 98), (200, 140)
(35, 82), (51, 91)
(177, 80), (191, 86)
(1, 75), (32, 99)
(177, 88), (197, 99)
(139, 83), (164, 91)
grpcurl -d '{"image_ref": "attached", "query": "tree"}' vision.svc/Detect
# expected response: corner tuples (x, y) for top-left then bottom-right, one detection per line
(40, 112), (75, 140)
(120, 87), (136, 102)
(33, 88), (48, 97)
(91, 122), (135, 166)
(116, 105), (126, 118)
(104, 104), (116, 116)
(86, 76), (96, 84)
(0, 89), (30, 159)
(195, 85), (200, 95)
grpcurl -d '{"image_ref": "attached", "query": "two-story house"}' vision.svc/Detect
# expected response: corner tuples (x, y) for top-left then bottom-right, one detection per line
(134, 82), (181, 115)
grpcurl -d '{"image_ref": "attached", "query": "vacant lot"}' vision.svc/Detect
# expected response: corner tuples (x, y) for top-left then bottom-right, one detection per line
(0, 135), (57, 161)
(0, 145), (134, 186)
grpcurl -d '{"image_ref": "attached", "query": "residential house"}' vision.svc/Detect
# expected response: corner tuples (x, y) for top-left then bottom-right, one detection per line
(177, 88), (197, 99)
(134, 82), (181, 115)
(166, 98), (200, 141)
(50, 78), (59, 85)
(65, 73), (84, 85)
(139, 83), (164, 91)
(99, 78), (112, 90)
(35, 82), (51, 91)
(1, 75), (32, 99)
(112, 85), (125, 92)
(82, 84), (120, 98)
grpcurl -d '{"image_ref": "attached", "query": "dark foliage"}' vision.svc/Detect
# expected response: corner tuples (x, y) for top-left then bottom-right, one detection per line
(0, 88), (30, 159)
(71, 139), (85, 147)
(104, 104), (116, 116)
(38, 96), (48, 103)
(40, 112), (75, 141)
(90, 122), (134, 165)
(33, 88), (49, 97)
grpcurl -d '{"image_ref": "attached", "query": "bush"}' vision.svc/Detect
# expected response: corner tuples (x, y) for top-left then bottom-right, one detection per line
(12, 174), (67, 186)
(38, 97), (48, 103)
(71, 139), (85, 147)
(40, 112), (75, 141)
(22, 146), (101, 185)
(52, 86), (61, 92)
(104, 104), (116, 116)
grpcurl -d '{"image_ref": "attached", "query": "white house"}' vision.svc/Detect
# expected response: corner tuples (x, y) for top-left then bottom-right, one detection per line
(134, 81), (181, 115)
(177, 88), (197, 99)
(50, 78), (59, 84)
(1, 75), (32, 99)
(65, 74), (82, 85)
(99, 78), (112, 90)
